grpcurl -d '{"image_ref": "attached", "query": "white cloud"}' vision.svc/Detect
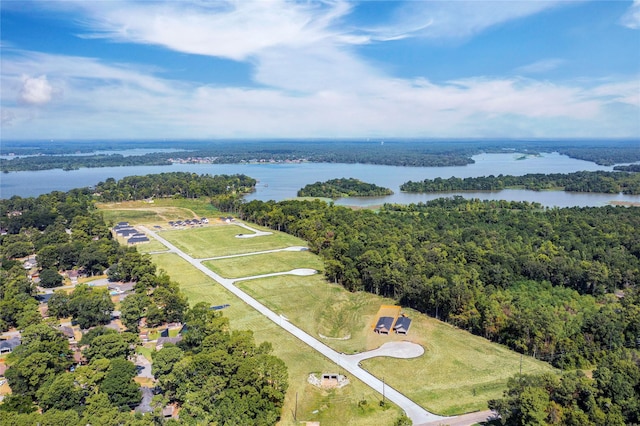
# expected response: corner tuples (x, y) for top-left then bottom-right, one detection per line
(589, 80), (640, 106)
(73, 0), (353, 61)
(620, 0), (640, 29)
(368, 1), (567, 41)
(19, 75), (54, 105)
(1, 109), (16, 126)
(515, 59), (566, 75)
(1, 1), (638, 139)
(2, 49), (638, 139)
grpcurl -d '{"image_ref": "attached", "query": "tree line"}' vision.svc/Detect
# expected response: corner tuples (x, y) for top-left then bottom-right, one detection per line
(298, 178), (393, 198)
(489, 348), (640, 425)
(614, 164), (640, 172)
(401, 171), (640, 194)
(0, 153), (172, 172)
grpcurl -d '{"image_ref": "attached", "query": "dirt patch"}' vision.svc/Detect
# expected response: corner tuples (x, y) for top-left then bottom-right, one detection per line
(371, 305), (401, 330)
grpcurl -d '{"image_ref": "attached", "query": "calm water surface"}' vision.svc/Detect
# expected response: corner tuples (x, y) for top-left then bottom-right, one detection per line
(1, 152), (639, 208)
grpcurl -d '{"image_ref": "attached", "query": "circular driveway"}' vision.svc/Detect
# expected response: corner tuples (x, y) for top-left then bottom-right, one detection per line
(347, 341), (424, 362)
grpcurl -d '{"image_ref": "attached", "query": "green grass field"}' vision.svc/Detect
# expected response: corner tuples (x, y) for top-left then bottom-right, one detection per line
(151, 252), (404, 426)
(159, 224), (309, 258)
(134, 239), (168, 253)
(234, 275), (554, 415)
(203, 250), (324, 278)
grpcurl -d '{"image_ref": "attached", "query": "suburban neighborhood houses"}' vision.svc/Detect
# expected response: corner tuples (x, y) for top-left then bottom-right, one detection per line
(113, 222), (150, 245)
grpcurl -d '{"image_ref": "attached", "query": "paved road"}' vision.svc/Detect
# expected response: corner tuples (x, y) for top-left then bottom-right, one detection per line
(199, 245), (308, 261)
(141, 225), (447, 425)
(422, 410), (497, 426)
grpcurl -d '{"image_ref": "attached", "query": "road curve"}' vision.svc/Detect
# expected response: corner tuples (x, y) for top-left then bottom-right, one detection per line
(141, 225), (447, 425)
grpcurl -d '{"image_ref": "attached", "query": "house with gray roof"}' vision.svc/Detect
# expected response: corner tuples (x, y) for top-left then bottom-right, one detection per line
(374, 317), (394, 334)
(393, 316), (412, 335)
(0, 337), (21, 354)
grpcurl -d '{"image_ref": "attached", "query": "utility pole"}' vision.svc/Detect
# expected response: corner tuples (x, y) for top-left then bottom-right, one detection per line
(382, 377), (386, 406)
(294, 392), (297, 421)
(520, 353), (523, 378)
(519, 353), (523, 396)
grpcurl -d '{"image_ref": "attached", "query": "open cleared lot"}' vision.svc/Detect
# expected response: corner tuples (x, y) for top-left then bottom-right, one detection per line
(236, 275), (554, 416)
(203, 250), (323, 278)
(160, 224), (308, 258)
(97, 198), (219, 223)
(151, 252), (404, 426)
(134, 239), (168, 253)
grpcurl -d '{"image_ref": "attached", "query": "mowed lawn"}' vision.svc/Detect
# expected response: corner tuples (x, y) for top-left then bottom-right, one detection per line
(236, 275), (555, 416)
(203, 250), (324, 279)
(160, 224), (308, 258)
(150, 252), (404, 426)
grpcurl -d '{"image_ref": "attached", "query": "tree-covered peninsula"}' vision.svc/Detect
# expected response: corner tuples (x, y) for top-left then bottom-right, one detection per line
(297, 178), (393, 198)
(93, 172), (256, 201)
(401, 170), (640, 195)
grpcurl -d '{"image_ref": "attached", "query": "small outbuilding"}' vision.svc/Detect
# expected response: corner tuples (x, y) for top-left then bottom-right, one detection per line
(393, 316), (412, 335)
(128, 236), (149, 244)
(374, 317), (394, 334)
(116, 228), (137, 237)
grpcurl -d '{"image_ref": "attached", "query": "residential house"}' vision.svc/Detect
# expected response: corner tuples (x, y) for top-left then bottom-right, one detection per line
(127, 236), (149, 244)
(156, 336), (183, 351)
(0, 337), (21, 354)
(374, 317), (394, 335)
(393, 316), (412, 335)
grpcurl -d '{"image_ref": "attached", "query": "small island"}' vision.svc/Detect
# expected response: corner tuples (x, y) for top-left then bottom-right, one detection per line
(297, 178), (393, 198)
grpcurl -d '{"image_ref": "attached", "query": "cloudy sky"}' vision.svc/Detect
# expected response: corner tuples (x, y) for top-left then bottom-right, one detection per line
(1, 0), (639, 140)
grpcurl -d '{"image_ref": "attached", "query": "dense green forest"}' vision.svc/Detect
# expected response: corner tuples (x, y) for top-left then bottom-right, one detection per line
(93, 172), (256, 201)
(401, 171), (640, 194)
(488, 349), (640, 425)
(236, 198), (639, 367)
(3, 139), (638, 171)
(298, 178), (393, 198)
(0, 183), (287, 425)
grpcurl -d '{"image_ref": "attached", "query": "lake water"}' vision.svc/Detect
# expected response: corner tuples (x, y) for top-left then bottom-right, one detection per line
(1, 152), (639, 208)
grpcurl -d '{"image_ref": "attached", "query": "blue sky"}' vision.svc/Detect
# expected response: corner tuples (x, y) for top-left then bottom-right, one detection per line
(1, 0), (639, 140)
